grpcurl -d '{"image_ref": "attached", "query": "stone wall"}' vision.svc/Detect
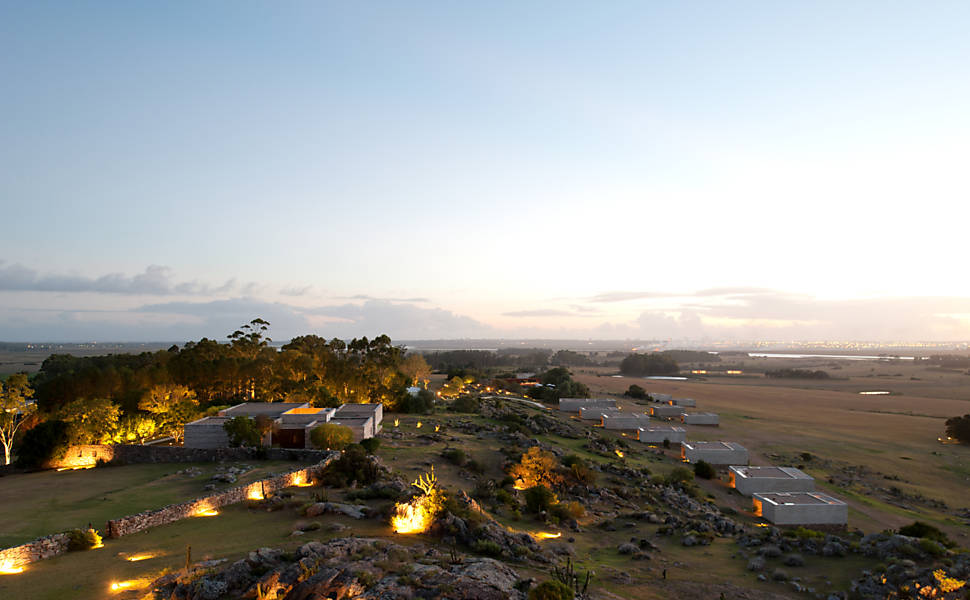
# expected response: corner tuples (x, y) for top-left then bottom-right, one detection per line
(0, 533), (71, 569)
(46, 444), (330, 469)
(104, 454), (336, 538)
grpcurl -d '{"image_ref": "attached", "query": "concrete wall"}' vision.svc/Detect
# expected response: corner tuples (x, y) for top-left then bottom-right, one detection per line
(672, 398), (696, 407)
(650, 393), (672, 402)
(650, 405), (685, 419)
(753, 493), (848, 525)
(682, 444), (748, 465)
(683, 413), (719, 426)
(729, 467), (814, 495)
(183, 418), (231, 449)
(602, 414), (652, 430)
(579, 406), (622, 420)
(636, 427), (686, 443)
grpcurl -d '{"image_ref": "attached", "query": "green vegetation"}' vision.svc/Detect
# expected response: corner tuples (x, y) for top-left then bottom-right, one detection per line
(523, 485), (558, 513)
(66, 528), (102, 551)
(309, 423), (354, 450)
(14, 419), (70, 469)
(692, 460), (715, 479)
(944, 414), (970, 444)
(223, 416), (267, 447)
(623, 384), (648, 399)
(619, 353), (679, 377)
(898, 521), (955, 548)
(399, 389), (435, 414)
(528, 580), (574, 600)
(449, 396), (481, 414)
(764, 368), (830, 379)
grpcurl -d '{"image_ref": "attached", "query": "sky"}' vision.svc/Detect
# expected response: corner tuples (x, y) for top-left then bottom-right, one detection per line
(2, 1), (970, 343)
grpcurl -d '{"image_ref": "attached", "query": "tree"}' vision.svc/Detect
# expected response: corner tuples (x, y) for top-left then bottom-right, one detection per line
(693, 460), (716, 480)
(945, 414), (970, 444)
(400, 354), (432, 388)
(438, 376), (466, 398)
(223, 416), (262, 447)
(113, 414), (157, 444)
(139, 384), (199, 445)
(400, 389), (435, 414)
(15, 420), (70, 468)
(619, 353), (680, 377)
(0, 373), (35, 465)
(624, 384), (648, 400)
(59, 397), (121, 445)
(509, 447), (563, 489)
(310, 423), (354, 450)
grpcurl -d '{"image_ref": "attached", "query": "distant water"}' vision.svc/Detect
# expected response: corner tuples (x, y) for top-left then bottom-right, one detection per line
(748, 353), (915, 361)
(859, 391), (891, 395)
(644, 376), (688, 381)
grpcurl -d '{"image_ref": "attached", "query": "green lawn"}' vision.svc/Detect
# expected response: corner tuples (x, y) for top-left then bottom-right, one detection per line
(0, 460), (299, 546)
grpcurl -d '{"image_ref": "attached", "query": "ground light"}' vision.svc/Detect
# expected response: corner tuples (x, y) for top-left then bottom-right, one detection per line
(391, 467), (441, 534)
(195, 508), (219, 517)
(125, 553), (157, 562)
(0, 560), (24, 574)
(533, 532), (562, 540)
(614, 450), (624, 458)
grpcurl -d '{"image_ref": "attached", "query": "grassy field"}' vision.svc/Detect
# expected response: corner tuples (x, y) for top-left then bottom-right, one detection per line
(0, 460), (300, 547)
(575, 365), (970, 545)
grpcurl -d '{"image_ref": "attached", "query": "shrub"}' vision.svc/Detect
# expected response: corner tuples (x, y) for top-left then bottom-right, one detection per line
(66, 528), (102, 551)
(495, 488), (515, 507)
(693, 460), (716, 480)
(918, 538), (946, 557)
(223, 416), (262, 447)
(321, 444), (380, 487)
(899, 521), (955, 548)
(450, 396), (481, 413)
(665, 466), (694, 485)
(466, 459), (485, 474)
(471, 539), (503, 557)
(400, 389), (435, 414)
(442, 448), (467, 465)
(528, 580), (574, 600)
(359, 437), (381, 454)
(551, 501), (585, 520)
(624, 384), (649, 399)
(523, 485), (558, 514)
(14, 419), (71, 469)
(310, 423), (354, 450)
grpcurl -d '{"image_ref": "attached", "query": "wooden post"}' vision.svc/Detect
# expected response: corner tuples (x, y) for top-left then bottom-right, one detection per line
(185, 545), (191, 575)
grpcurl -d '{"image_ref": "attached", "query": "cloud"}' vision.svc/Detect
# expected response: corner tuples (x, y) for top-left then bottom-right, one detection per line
(339, 294), (432, 303)
(0, 263), (242, 296)
(280, 285), (312, 297)
(306, 300), (491, 339)
(502, 309), (576, 318)
(588, 291), (669, 303)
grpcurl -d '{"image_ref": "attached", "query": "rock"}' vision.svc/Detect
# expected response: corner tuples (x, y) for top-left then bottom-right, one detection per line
(618, 543), (638, 555)
(747, 556), (766, 572)
(189, 578), (227, 600)
(682, 535), (699, 547)
(304, 502), (369, 519)
(771, 568), (788, 582)
(822, 542), (845, 557)
(759, 544), (782, 558)
(783, 553), (804, 567)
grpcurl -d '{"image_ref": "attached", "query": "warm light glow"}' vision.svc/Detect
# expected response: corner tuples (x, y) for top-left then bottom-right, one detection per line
(0, 560), (24, 574)
(391, 467), (441, 534)
(614, 450), (624, 458)
(110, 581), (135, 592)
(91, 541), (105, 549)
(195, 508), (219, 517)
(125, 553), (157, 562)
(513, 481), (528, 491)
(57, 465), (95, 471)
(247, 487), (264, 500)
(434, 425), (440, 432)
(534, 532), (562, 540)
(416, 421), (422, 428)
(394, 419), (400, 427)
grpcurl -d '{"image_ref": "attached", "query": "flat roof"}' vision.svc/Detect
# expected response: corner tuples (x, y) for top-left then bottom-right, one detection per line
(755, 492), (844, 506)
(684, 441), (745, 451)
(639, 425), (685, 432)
(284, 407), (331, 415)
(334, 404), (381, 415)
(686, 412), (718, 417)
(186, 416), (229, 426)
(732, 466), (810, 480)
(222, 402), (308, 416)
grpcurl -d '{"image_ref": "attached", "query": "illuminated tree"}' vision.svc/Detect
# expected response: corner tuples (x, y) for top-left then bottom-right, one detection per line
(139, 384), (199, 445)
(0, 373), (35, 465)
(438, 376), (466, 398)
(509, 446), (563, 489)
(400, 354), (432, 388)
(309, 423), (354, 450)
(114, 414), (157, 444)
(59, 397), (121, 445)
(223, 416), (264, 447)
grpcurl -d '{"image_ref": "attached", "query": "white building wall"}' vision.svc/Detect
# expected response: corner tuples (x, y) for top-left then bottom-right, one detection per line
(683, 445), (748, 465)
(729, 467), (814, 495)
(602, 415), (652, 430)
(673, 398), (696, 407)
(579, 406), (622, 420)
(636, 427), (687, 443)
(559, 398), (617, 412)
(651, 405), (686, 419)
(754, 494), (847, 525)
(683, 413), (719, 426)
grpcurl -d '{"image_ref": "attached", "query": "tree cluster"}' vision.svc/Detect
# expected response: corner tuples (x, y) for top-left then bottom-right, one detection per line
(618, 353), (680, 377)
(945, 414), (970, 444)
(764, 369), (830, 380)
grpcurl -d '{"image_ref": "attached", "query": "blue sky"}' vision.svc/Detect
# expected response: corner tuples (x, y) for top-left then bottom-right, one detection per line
(3, 2), (970, 342)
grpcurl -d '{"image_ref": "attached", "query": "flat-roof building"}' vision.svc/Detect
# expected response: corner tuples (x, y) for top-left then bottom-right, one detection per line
(729, 466), (814, 495)
(635, 425), (687, 444)
(651, 393), (672, 403)
(558, 398), (617, 412)
(183, 416), (233, 449)
(681, 441), (748, 465)
(682, 412), (719, 426)
(753, 492), (847, 525)
(672, 398), (696, 407)
(601, 413), (652, 430)
(579, 406), (623, 420)
(650, 404), (686, 419)
(219, 402), (310, 419)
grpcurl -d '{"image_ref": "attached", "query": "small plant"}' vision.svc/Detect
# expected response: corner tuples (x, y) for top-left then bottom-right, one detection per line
(66, 528), (102, 551)
(471, 539), (503, 557)
(551, 556), (589, 598)
(528, 580), (574, 600)
(442, 447), (466, 465)
(359, 437), (381, 454)
(693, 460), (715, 480)
(524, 485), (558, 514)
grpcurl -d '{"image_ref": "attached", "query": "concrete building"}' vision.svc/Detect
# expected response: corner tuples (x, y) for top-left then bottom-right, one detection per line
(650, 404), (686, 419)
(729, 466), (814, 496)
(752, 492), (848, 525)
(601, 413), (652, 430)
(672, 398), (696, 407)
(558, 398), (617, 412)
(635, 425), (687, 444)
(579, 406), (623, 420)
(185, 402), (382, 448)
(682, 412), (719, 426)
(651, 393), (672, 403)
(681, 441), (748, 465)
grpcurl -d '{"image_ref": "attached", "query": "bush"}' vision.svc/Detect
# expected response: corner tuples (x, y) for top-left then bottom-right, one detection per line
(442, 448), (467, 465)
(450, 396), (481, 414)
(918, 538), (946, 557)
(523, 485), (558, 514)
(471, 539), (503, 557)
(223, 416), (262, 447)
(310, 423), (355, 450)
(693, 460), (716, 480)
(898, 521), (955, 548)
(624, 384), (649, 399)
(321, 444), (380, 487)
(665, 466), (694, 485)
(14, 419), (70, 469)
(528, 580), (574, 600)
(359, 437), (381, 454)
(400, 389), (435, 414)
(66, 528), (102, 551)
(550, 501), (585, 521)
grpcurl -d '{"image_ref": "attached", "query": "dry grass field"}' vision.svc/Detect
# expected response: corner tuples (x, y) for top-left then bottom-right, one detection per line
(575, 363), (970, 545)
